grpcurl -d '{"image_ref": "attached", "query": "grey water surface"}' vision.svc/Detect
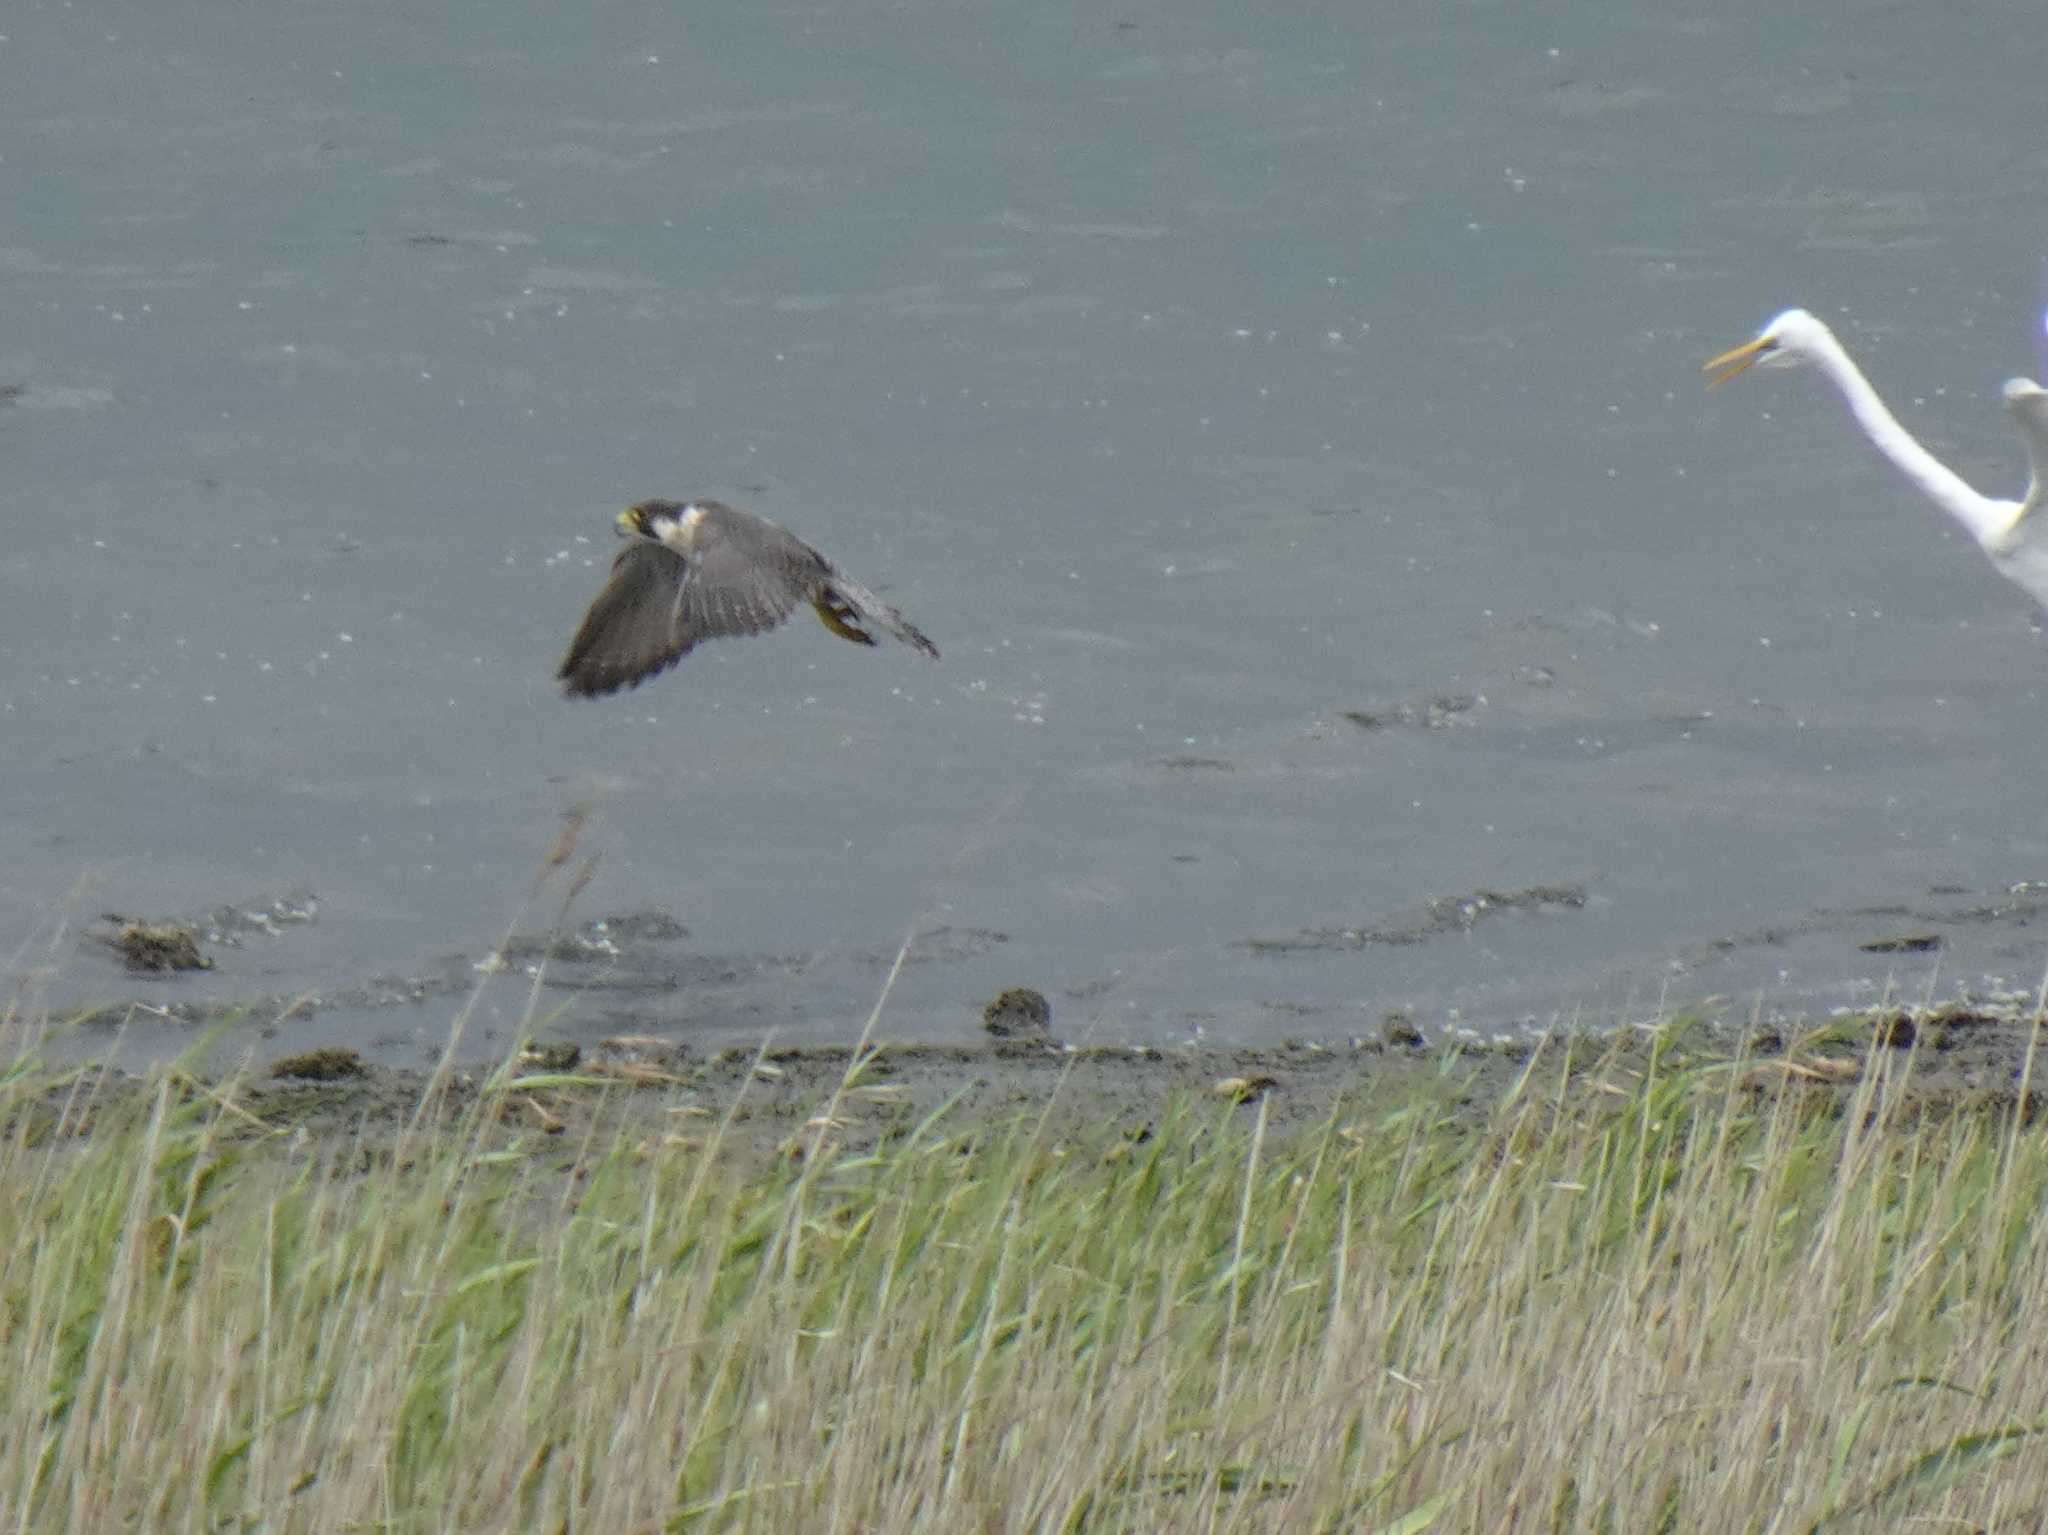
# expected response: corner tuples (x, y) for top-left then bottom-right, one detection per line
(10, 1), (2048, 1065)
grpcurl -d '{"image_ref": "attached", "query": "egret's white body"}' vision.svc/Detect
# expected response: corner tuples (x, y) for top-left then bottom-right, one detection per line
(1705, 308), (2048, 612)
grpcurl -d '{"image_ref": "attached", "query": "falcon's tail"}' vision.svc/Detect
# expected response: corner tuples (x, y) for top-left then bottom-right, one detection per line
(818, 578), (940, 659)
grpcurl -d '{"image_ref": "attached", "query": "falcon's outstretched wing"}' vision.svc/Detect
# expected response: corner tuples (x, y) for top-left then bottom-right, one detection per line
(670, 514), (821, 646)
(557, 542), (692, 697)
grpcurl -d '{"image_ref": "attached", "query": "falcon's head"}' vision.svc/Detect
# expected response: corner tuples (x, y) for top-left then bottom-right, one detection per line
(619, 499), (678, 538)
(617, 499), (705, 552)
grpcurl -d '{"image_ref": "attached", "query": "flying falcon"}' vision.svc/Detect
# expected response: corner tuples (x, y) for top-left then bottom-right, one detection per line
(558, 498), (940, 697)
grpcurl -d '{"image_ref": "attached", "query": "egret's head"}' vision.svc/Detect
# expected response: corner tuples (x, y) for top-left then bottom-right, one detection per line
(1704, 308), (1829, 386)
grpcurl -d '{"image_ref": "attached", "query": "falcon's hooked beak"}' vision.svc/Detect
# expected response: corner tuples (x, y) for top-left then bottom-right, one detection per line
(1703, 333), (1776, 389)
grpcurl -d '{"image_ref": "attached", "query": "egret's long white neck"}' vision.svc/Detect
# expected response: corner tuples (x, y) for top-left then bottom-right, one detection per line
(1805, 325), (2009, 548)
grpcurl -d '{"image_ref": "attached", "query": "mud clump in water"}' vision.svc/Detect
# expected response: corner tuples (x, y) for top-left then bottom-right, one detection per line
(101, 919), (212, 974)
(520, 1042), (582, 1072)
(1240, 882), (1589, 955)
(270, 1047), (366, 1081)
(1857, 931), (1942, 954)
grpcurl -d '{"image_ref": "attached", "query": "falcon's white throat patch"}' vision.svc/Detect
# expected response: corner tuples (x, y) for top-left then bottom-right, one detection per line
(663, 503), (708, 553)
(648, 503), (706, 554)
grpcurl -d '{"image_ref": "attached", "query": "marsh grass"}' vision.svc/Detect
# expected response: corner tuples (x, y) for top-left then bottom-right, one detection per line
(4, 1021), (2048, 1532)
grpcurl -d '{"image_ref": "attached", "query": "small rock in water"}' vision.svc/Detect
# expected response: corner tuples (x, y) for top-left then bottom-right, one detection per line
(1874, 1013), (1917, 1049)
(982, 986), (1051, 1039)
(520, 1042), (582, 1072)
(1380, 1011), (1425, 1048)
(1213, 1074), (1279, 1103)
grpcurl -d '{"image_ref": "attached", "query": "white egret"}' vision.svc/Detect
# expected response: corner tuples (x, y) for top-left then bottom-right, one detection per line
(1705, 308), (2048, 611)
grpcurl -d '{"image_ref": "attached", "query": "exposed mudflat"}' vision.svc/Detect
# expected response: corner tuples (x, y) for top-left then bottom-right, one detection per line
(44, 879), (2048, 1082)
(17, 1002), (2048, 1172)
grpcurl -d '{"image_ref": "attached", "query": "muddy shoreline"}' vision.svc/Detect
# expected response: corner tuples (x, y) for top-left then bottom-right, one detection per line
(17, 1002), (2048, 1170)
(44, 874), (2048, 1075)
